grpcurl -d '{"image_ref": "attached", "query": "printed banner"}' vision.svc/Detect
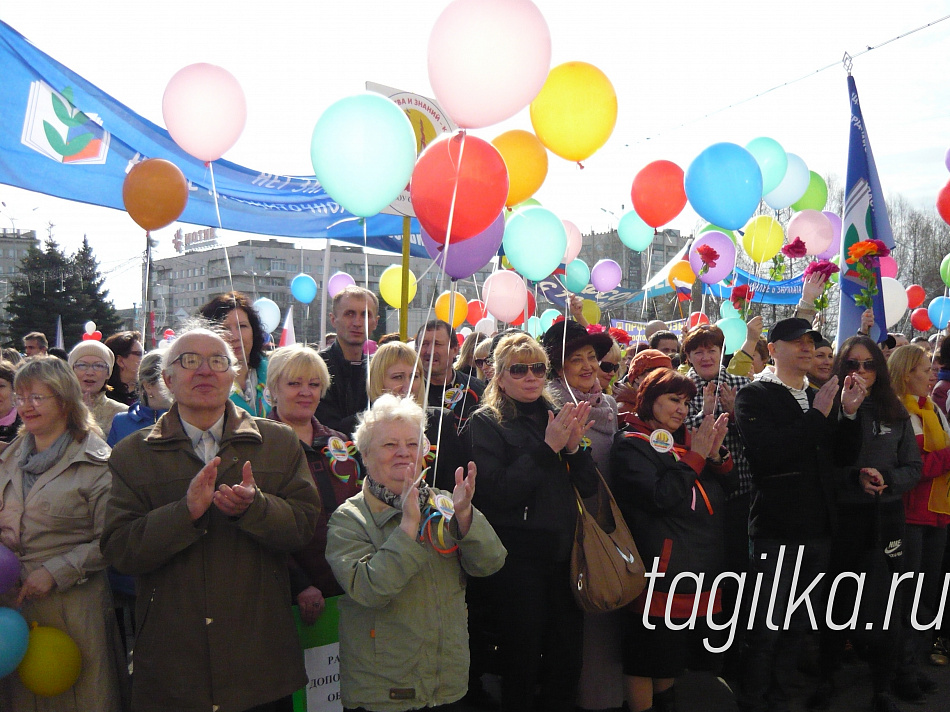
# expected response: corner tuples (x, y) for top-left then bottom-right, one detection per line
(0, 21), (426, 256)
(703, 268), (805, 305)
(611, 318), (688, 340)
(293, 597), (342, 712)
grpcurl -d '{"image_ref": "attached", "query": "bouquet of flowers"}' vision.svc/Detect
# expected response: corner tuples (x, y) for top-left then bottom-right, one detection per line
(731, 284), (755, 313)
(846, 239), (890, 308)
(697, 244), (719, 277)
(803, 259), (840, 310)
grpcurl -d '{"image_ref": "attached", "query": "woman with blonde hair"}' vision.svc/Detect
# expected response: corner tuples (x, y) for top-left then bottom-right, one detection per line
(465, 331), (597, 712)
(0, 356), (125, 710)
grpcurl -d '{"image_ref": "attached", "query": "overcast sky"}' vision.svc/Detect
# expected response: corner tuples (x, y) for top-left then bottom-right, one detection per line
(1, 0), (948, 307)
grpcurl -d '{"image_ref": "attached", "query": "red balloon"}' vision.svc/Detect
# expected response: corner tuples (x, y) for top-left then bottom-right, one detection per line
(906, 284), (926, 310)
(508, 290), (537, 326)
(92, 330), (103, 341)
(631, 160), (687, 228)
(81, 333), (93, 341)
(687, 311), (710, 329)
(911, 308), (933, 332)
(938, 180), (950, 226)
(411, 132), (509, 245)
(467, 299), (487, 325)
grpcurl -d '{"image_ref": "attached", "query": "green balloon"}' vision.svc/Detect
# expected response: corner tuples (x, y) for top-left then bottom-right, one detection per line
(791, 171), (828, 212)
(700, 223), (736, 243)
(941, 254), (950, 288)
(830, 254), (840, 283)
(505, 198), (542, 222)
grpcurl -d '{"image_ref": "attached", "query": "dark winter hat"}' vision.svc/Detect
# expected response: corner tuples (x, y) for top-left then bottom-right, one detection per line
(541, 319), (614, 374)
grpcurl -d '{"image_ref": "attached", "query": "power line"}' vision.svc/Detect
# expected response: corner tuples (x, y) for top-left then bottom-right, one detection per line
(630, 13), (950, 146)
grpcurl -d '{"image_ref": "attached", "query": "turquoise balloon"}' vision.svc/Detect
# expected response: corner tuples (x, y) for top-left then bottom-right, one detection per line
(717, 317), (747, 353)
(540, 308), (560, 331)
(719, 301), (739, 319)
(0, 607), (29, 678)
(617, 210), (654, 251)
(564, 259), (590, 293)
(503, 207), (567, 282)
(310, 93), (417, 217)
(525, 315), (542, 338)
(745, 137), (788, 196)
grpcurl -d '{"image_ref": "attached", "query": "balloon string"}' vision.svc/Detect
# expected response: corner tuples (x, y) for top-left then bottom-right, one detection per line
(142, 230), (151, 343)
(363, 219), (371, 412)
(221, 244), (248, 368)
(208, 162), (223, 230)
(434, 131), (466, 311)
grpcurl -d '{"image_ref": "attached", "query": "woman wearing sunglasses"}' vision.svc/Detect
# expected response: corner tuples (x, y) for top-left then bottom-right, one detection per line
(809, 336), (923, 711)
(597, 339), (624, 395)
(465, 331), (598, 712)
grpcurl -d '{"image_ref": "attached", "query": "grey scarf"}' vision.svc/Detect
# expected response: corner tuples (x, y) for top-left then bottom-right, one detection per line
(19, 430), (74, 496)
(365, 475), (430, 512)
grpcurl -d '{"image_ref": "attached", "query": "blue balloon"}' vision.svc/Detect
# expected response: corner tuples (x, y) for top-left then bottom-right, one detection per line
(0, 607), (29, 678)
(564, 259), (591, 293)
(502, 207), (567, 282)
(290, 273), (318, 304)
(929, 297), (950, 330)
(685, 143), (763, 230)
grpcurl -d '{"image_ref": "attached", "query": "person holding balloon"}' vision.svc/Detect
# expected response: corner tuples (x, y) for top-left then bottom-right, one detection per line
(0, 356), (125, 710)
(199, 291), (270, 417)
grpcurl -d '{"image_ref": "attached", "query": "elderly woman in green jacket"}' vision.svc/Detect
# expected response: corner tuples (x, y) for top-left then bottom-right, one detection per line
(327, 394), (506, 712)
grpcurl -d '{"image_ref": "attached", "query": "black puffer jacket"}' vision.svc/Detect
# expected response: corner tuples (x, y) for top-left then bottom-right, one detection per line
(465, 399), (598, 562)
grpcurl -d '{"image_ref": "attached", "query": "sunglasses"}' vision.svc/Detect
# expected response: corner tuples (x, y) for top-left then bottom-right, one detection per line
(474, 358), (489, 368)
(844, 358), (875, 372)
(507, 362), (547, 379)
(599, 361), (620, 374)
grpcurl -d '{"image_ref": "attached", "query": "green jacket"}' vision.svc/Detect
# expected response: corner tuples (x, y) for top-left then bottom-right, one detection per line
(327, 488), (506, 711)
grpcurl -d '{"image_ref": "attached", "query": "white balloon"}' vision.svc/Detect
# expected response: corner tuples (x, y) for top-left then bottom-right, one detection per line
(881, 277), (909, 328)
(84, 320), (97, 335)
(459, 327), (473, 338)
(253, 298), (281, 333)
(474, 317), (497, 335)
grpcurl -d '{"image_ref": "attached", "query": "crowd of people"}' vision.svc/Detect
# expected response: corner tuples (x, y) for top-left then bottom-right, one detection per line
(1, 282), (950, 712)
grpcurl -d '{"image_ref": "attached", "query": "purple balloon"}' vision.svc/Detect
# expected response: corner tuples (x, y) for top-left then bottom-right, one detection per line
(688, 231), (737, 285)
(422, 211), (505, 280)
(327, 271), (356, 298)
(591, 259), (622, 292)
(816, 211), (842, 260)
(0, 544), (19, 595)
(946, 147), (950, 172)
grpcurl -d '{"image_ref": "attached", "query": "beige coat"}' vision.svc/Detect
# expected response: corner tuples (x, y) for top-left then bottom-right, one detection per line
(91, 391), (128, 439)
(0, 431), (125, 712)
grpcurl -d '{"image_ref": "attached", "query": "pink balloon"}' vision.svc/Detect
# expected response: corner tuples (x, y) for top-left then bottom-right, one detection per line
(688, 231), (737, 285)
(163, 64), (247, 162)
(787, 210), (833, 256)
(483, 270), (528, 323)
(816, 211), (842, 259)
(591, 259), (622, 292)
(879, 255), (898, 279)
(428, 0), (551, 129)
(327, 271), (356, 298)
(562, 220), (582, 263)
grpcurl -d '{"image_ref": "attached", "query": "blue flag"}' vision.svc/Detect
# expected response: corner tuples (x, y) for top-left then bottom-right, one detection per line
(0, 21), (426, 256)
(837, 74), (895, 346)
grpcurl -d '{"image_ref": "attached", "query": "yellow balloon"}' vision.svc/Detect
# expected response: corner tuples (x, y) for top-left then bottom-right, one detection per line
(667, 260), (697, 287)
(435, 291), (469, 328)
(378, 265), (417, 308)
(581, 299), (601, 325)
(530, 62), (618, 162)
(18, 625), (82, 697)
(492, 130), (549, 207)
(742, 216), (785, 264)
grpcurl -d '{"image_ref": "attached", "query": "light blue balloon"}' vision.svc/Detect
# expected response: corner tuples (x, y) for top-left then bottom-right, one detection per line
(290, 273), (318, 304)
(617, 211), (654, 252)
(763, 153), (809, 210)
(745, 137), (788, 196)
(564, 259), (591, 293)
(503, 207), (568, 282)
(540, 308), (561, 331)
(525, 315), (542, 338)
(0, 607), (29, 678)
(717, 317), (748, 353)
(310, 93), (417, 217)
(929, 297), (950, 330)
(685, 143), (763, 230)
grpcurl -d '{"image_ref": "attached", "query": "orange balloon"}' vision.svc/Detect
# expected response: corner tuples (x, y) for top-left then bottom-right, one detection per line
(122, 158), (188, 231)
(492, 130), (548, 207)
(667, 260), (697, 288)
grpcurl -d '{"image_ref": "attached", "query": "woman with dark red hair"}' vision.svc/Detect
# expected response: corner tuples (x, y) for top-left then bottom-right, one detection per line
(610, 368), (733, 712)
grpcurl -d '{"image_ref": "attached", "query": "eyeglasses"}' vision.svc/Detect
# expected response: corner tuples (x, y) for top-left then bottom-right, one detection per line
(73, 362), (109, 373)
(599, 361), (620, 374)
(129, 350), (145, 357)
(845, 358), (875, 372)
(170, 352), (233, 372)
(507, 362), (547, 379)
(474, 358), (490, 368)
(15, 394), (56, 407)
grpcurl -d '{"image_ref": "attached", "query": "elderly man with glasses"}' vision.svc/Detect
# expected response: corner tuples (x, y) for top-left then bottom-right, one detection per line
(102, 326), (320, 712)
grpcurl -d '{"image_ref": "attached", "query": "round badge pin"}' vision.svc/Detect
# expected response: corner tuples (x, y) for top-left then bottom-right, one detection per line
(443, 387), (464, 407)
(328, 436), (349, 461)
(432, 493), (455, 521)
(649, 429), (674, 454)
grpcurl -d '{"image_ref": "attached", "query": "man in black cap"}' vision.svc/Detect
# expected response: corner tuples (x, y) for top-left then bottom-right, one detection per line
(734, 318), (869, 712)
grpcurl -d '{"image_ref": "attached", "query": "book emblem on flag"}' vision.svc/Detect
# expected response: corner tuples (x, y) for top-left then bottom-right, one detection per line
(20, 81), (110, 164)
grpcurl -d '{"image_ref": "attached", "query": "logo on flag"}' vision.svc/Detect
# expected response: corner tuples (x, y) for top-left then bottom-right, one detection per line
(20, 81), (110, 164)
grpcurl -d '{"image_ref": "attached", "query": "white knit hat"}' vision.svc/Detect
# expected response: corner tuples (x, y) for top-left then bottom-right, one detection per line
(68, 340), (115, 376)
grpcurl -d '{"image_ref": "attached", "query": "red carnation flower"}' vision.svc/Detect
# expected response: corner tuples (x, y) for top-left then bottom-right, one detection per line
(697, 244), (719, 269)
(781, 237), (808, 259)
